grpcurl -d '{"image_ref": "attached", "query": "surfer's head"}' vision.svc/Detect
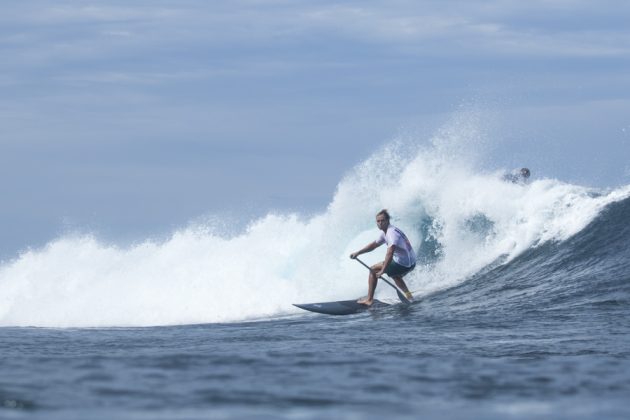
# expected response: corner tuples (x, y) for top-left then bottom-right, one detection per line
(376, 209), (390, 231)
(520, 168), (531, 178)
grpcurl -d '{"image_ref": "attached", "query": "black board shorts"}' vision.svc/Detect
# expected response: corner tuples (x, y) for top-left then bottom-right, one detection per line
(385, 261), (415, 277)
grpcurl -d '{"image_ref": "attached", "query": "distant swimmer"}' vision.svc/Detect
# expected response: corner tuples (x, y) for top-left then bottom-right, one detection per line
(502, 167), (531, 184)
(349, 209), (416, 305)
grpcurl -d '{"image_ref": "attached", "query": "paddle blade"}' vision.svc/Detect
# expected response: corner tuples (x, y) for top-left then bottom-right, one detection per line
(396, 289), (411, 305)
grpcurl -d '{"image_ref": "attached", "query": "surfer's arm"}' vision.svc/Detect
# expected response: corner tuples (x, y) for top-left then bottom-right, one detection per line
(375, 246), (395, 277)
(350, 241), (380, 259)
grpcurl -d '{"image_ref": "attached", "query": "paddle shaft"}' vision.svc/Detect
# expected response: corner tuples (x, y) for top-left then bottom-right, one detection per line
(354, 257), (410, 304)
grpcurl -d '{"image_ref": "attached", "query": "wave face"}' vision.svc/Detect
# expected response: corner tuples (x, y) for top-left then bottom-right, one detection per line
(422, 195), (630, 317)
(1, 115), (629, 327)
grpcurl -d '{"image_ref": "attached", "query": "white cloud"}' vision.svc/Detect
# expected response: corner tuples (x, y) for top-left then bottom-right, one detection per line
(296, 2), (630, 57)
(53, 70), (215, 86)
(101, 30), (134, 38)
(2, 0), (629, 71)
(29, 4), (182, 24)
(302, 6), (471, 40)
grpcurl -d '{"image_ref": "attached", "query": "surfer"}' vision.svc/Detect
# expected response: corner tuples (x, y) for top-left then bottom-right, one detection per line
(502, 167), (531, 184)
(350, 209), (416, 305)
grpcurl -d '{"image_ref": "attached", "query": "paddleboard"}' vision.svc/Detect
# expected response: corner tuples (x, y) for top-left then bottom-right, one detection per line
(293, 299), (388, 315)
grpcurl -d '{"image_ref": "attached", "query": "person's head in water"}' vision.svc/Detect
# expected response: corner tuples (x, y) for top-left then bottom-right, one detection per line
(502, 167), (531, 184)
(376, 209), (391, 232)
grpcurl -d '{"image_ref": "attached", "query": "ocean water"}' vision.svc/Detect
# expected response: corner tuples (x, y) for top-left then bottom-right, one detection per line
(2, 129), (630, 419)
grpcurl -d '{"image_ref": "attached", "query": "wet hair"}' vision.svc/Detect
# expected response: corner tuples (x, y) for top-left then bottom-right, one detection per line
(520, 168), (531, 178)
(376, 209), (391, 221)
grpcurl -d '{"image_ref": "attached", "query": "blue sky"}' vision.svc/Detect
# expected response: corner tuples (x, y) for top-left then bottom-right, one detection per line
(1, 0), (629, 257)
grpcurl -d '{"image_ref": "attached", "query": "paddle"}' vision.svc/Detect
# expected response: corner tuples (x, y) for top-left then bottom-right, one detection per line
(354, 257), (411, 304)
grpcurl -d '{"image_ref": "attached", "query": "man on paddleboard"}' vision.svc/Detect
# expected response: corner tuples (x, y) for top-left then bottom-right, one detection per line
(350, 209), (416, 305)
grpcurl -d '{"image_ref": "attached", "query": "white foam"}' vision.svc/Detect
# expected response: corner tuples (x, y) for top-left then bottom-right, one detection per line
(1, 112), (629, 327)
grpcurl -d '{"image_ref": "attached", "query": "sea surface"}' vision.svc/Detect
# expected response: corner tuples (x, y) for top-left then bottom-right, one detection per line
(2, 143), (630, 419)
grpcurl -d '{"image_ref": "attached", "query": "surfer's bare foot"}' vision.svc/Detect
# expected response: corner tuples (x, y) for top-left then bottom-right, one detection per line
(357, 298), (373, 306)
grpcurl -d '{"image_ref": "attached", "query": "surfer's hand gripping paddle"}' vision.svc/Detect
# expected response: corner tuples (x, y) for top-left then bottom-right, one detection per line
(354, 257), (411, 304)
